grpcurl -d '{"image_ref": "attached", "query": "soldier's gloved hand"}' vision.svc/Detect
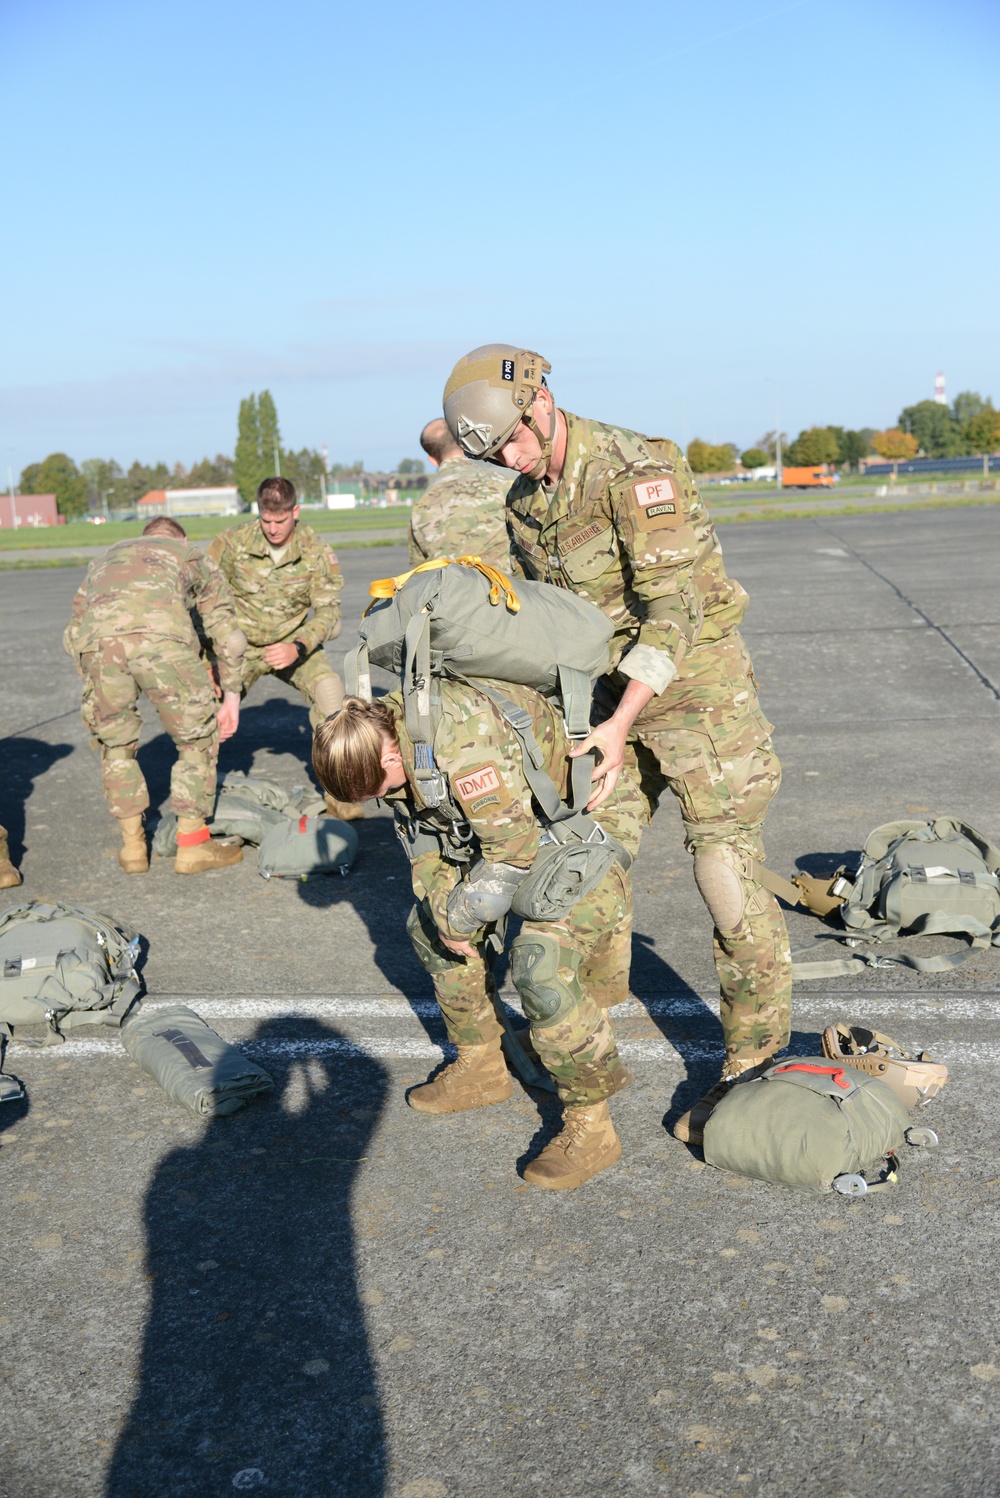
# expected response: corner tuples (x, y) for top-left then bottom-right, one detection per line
(446, 860), (529, 935)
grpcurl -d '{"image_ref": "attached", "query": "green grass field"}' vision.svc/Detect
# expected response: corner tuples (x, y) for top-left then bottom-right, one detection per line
(0, 507), (410, 550)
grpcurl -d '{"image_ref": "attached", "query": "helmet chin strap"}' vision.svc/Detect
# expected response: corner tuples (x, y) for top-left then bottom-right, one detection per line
(522, 399), (556, 481)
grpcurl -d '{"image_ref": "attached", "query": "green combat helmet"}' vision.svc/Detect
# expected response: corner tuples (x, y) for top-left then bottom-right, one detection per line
(443, 345), (552, 479)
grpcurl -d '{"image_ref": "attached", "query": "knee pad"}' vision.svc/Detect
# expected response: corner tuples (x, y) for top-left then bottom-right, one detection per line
(313, 674), (344, 719)
(101, 742), (138, 765)
(510, 937), (580, 1028)
(175, 739), (215, 762)
(693, 848), (749, 935)
(406, 902), (455, 977)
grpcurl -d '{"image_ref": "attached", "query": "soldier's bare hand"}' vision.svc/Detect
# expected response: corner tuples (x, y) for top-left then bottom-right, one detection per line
(568, 722), (627, 810)
(438, 933), (478, 960)
(262, 641), (300, 670)
(217, 691), (240, 742)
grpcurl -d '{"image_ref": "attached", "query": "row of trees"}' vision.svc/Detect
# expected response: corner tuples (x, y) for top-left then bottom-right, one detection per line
(17, 453), (240, 519)
(688, 391), (1000, 476)
(16, 390), (382, 518)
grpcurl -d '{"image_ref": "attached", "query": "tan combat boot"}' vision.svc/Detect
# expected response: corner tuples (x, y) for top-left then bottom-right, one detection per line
(407, 1043), (512, 1114)
(672, 1055), (770, 1147)
(0, 827), (21, 889)
(324, 793), (365, 822)
(174, 817), (243, 874)
(116, 814), (149, 875)
(523, 1100), (622, 1190)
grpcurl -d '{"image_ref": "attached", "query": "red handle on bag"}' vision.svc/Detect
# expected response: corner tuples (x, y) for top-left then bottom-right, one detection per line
(771, 1062), (851, 1091)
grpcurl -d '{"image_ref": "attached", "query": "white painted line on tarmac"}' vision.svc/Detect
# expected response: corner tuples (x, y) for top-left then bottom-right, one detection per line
(126, 990), (996, 1024)
(19, 1034), (991, 1067)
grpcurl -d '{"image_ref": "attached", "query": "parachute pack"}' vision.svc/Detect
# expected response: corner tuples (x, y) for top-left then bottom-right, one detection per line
(151, 772), (327, 857)
(346, 558), (631, 920)
(0, 900), (142, 1098)
(702, 1057), (937, 1196)
(755, 816), (1000, 977)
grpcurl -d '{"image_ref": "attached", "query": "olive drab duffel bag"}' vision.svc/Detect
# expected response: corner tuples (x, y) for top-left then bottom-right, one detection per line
(0, 900), (142, 1095)
(702, 1058), (918, 1196)
(754, 816), (1000, 977)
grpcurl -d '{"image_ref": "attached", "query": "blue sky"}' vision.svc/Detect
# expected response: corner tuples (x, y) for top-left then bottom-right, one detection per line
(2, 0), (997, 477)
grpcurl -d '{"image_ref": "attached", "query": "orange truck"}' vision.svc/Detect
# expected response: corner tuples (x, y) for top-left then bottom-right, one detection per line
(781, 465), (836, 488)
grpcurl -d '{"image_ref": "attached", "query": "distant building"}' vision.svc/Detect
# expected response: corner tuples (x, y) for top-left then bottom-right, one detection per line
(0, 493), (61, 529)
(138, 486), (243, 518)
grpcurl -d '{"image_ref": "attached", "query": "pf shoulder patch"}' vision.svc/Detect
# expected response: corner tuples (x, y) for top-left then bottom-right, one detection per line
(326, 547), (339, 566)
(632, 475), (683, 526)
(452, 761), (508, 815)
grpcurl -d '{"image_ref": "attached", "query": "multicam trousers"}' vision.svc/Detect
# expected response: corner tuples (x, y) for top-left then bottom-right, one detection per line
(407, 858), (634, 1108)
(79, 634), (219, 820)
(605, 630), (793, 1069)
(238, 645), (343, 730)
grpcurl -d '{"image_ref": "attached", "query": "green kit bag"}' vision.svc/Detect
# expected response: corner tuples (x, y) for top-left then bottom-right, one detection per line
(152, 772), (327, 856)
(349, 560), (630, 912)
(756, 816), (1000, 978)
(702, 1058), (910, 1195)
(0, 900), (141, 1042)
(348, 557), (613, 700)
(257, 815), (359, 880)
(120, 1003), (273, 1116)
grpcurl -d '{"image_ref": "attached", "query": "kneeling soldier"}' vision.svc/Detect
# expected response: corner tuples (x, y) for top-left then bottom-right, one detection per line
(207, 476), (362, 820)
(312, 683), (645, 1189)
(64, 517), (247, 874)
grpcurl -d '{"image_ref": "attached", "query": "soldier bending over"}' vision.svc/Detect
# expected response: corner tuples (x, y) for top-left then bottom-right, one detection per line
(313, 683), (646, 1190)
(64, 517), (246, 874)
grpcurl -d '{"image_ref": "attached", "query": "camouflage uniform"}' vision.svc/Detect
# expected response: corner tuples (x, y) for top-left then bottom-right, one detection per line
(505, 412), (792, 1067)
(207, 519), (344, 729)
(408, 455), (513, 570)
(64, 537), (244, 820)
(383, 679), (646, 1108)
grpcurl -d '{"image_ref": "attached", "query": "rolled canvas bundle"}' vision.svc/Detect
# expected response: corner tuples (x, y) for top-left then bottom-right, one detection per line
(120, 1003), (273, 1116)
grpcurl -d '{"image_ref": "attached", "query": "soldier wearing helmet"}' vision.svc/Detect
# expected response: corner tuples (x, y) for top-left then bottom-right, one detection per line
(443, 344), (792, 1146)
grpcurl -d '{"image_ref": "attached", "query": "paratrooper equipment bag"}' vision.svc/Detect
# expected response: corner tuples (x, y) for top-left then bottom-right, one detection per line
(349, 559), (630, 918)
(348, 557), (614, 705)
(702, 1058), (911, 1195)
(753, 816), (1000, 978)
(120, 1003), (273, 1116)
(821, 1023), (948, 1110)
(152, 773), (328, 856)
(0, 900), (141, 1048)
(257, 815), (359, 880)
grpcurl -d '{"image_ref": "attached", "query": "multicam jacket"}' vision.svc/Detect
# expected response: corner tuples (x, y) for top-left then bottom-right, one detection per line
(408, 456), (513, 569)
(206, 520), (343, 654)
(382, 678), (645, 939)
(63, 537), (245, 692)
(505, 411), (749, 696)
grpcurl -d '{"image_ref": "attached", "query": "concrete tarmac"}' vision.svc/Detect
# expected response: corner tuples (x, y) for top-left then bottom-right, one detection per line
(1, 509), (999, 1498)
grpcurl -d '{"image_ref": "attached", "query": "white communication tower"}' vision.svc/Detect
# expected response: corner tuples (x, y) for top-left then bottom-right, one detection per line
(933, 371), (947, 406)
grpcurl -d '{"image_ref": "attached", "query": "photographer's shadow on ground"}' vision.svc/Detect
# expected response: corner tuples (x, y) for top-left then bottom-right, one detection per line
(106, 1018), (387, 1498)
